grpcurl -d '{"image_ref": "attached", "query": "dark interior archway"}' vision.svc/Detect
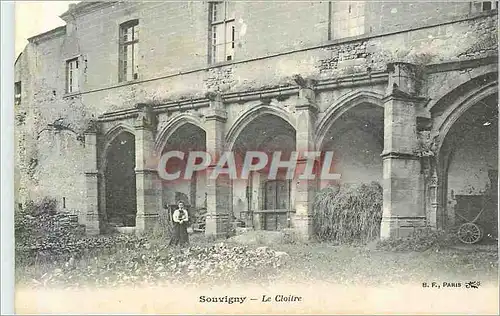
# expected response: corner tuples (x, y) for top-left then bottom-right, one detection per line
(160, 123), (206, 210)
(232, 114), (296, 231)
(104, 131), (136, 227)
(439, 93), (498, 238)
(320, 103), (384, 188)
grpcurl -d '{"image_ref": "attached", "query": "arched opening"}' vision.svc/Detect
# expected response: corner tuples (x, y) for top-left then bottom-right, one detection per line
(231, 114), (296, 231)
(319, 103), (384, 188)
(439, 93), (498, 240)
(160, 123), (207, 212)
(104, 131), (137, 227)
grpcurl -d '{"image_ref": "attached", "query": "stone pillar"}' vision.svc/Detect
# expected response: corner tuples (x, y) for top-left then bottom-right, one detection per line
(84, 120), (100, 235)
(428, 169), (439, 228)
(248, 172), (260, 229)
(251, 172), (261, 211)
(292, 76), (318, 240)
(204, 93), (231, 238)
(380, 63), (426, 239)
(418, 129), (439, 230)
(134, 103), (160, 234)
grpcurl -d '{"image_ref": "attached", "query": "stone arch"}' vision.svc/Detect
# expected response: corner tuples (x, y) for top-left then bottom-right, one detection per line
(225, 104), (297, 230)
(431, 72), (498, 154)
(155, 113), (207, 209)
(100, 124), (137, 228)
(154, 113), (206, 153)
(315, 90), (384, 149)
(316, 90), (385, 189)
(431, 72), (498, 231)
(225, 104), (296, 151)
(101, 123), (135, 171)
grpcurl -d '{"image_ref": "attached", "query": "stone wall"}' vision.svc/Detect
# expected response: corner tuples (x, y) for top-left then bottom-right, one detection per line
(365, 2), (473, 35)
(14, 1), (498, 229)
(15, 31), (90, 220)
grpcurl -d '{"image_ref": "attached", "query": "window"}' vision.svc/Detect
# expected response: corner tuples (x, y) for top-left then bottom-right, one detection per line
(14, 81), (21, 105)
(209, 1), (236, 63)
(472, 1), (499, 11)
(329, 1), (365, 40)
(483, 1), (499, 10)
(66, 58), (80, 93)
(119, 19), (139, 82)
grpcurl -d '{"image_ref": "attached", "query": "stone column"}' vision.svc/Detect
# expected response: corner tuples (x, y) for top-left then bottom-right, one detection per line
(134, 103), (160, 234)
(428, 169), (439, 228)
(292, 76), (318, 240)
(418, 129), (439, 230)
(380, 63), (426, 239)
(248, 171), (260, 229)
(204, 93), (231, 238)
(250, 172), (261, 210)
(84, 120), (100, 235)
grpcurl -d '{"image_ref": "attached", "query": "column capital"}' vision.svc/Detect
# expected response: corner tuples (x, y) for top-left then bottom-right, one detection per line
(293, 74), (318, 111)
(386, 62), (424, 98)
(205, 92), (227, 122)
(83, 119), (100, 135)
(205, 110), (227, 122)
(295, 100), (318, 112)
(382, 89), (428, 104)
(135, 103), (157, 130)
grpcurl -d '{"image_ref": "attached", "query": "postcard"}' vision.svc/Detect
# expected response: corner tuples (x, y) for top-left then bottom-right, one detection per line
(9, 1), (499, 314)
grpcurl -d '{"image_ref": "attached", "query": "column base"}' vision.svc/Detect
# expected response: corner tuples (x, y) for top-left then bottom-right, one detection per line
(428, 203), (439, 229)
(205, 213), (230, 238)
(380, 216), (427, 239)
(135, 213), (160, 234)
(291, 214), (314, 241)
(85, 213), (100, 235)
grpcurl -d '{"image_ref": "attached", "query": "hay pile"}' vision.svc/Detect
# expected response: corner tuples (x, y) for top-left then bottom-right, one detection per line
(313, 182), (383, 244)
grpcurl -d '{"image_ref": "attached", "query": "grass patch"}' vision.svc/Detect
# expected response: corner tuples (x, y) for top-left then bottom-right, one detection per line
(15, 198), (498, 290)
(272, 241), (498, 286)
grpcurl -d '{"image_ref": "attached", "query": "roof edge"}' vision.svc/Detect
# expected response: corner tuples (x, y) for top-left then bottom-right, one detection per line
(60, 1), (118, 21)
(15, 51), (23, 65)
(27, 25), (67, 43)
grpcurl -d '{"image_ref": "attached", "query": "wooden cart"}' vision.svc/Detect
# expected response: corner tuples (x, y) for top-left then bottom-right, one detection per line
(456, 207), (485, 244)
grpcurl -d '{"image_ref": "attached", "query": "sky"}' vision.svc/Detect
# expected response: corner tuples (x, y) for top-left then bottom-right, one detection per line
(15, 1), (80, 57)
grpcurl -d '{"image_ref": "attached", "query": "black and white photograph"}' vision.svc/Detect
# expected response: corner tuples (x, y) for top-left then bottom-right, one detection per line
(3, 0), (499, 314)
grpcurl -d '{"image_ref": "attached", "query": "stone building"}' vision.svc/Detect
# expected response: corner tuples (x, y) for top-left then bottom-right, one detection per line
(14, 1), (498, 239)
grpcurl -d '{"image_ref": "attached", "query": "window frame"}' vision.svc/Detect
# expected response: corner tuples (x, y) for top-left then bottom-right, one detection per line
(208, 1), (236, 64)
(471, 1), (498, 12)
(65, 57), (80, 94)
(14, 81), (21, 105)
(119, 19), (139, 82)
(483, 1), (492, 10)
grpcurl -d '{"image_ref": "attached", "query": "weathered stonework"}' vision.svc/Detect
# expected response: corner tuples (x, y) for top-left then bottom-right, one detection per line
(14, 2), (498, 239)
(318, 41), (370, 73)
(205, 67), (235, 92)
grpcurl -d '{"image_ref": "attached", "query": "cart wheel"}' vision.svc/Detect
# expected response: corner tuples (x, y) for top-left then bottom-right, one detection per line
(457, 222), (483, 244)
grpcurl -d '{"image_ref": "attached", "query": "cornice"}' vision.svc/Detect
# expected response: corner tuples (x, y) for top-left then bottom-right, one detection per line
(27, 26), (66, 43)
(60, 1), (118, 21)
